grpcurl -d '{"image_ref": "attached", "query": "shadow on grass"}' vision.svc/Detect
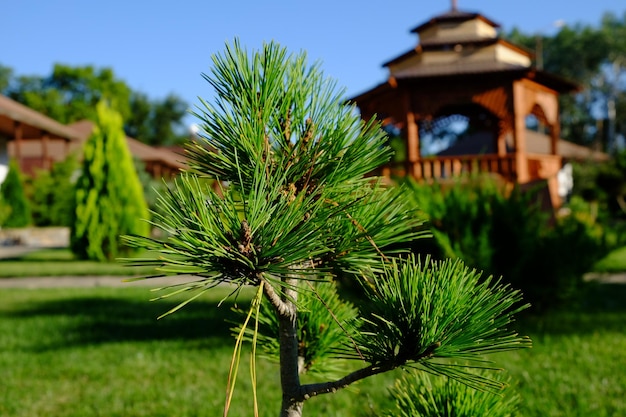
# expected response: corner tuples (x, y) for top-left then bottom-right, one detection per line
(2, 294), (249, 351)
(0, 247), (75, 262)
(516, 282), (626, 335)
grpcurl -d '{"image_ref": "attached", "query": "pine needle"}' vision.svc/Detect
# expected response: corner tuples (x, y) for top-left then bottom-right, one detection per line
(223, 282), (264, 417)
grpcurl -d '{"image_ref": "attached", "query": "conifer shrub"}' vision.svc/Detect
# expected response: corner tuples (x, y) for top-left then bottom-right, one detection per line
(0, 159), (31, 227)
(71, 101), (149, 261)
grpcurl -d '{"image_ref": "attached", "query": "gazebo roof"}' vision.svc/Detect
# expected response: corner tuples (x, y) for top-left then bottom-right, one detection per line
(350, 65), (579, 107)
(383, 50), (529, 73)
(410, 9), (500, 34)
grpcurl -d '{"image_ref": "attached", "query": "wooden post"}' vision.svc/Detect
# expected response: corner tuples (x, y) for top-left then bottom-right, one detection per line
(550, 119), (560, 155)
(496, 121), (507, 156)
(154, 163), (162, 180)
(403, 93), (420, 178)
(14, 121), (23, 169)
(512, 82), (529, 183)
(42, 132), (50, 170)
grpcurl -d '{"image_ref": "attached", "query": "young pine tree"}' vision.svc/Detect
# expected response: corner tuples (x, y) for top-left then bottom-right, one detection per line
(125, 41), (530, 417)
(0, 158), (31, 227)
(72, 101), (149, 261)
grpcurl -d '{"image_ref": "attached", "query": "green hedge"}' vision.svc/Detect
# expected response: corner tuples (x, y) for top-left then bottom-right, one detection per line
(406, 175), (611, 311)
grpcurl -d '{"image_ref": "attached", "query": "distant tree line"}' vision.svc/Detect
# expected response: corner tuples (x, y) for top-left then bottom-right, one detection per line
(0, 63), (189, 146)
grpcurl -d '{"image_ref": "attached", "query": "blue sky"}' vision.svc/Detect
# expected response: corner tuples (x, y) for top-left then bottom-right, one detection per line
(3, 0), (625, 129)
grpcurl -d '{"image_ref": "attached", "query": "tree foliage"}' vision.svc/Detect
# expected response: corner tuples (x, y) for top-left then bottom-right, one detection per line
(126, 92), (189, 145)
(5, 64), (131, 124)
(72, 102), (149, 261)
(0, 64), (12, 92)
(573, 148), (626, 219)
(0, 159), (31, 228)
(125, 41), (530, 417)
(1, 63), (189, 146)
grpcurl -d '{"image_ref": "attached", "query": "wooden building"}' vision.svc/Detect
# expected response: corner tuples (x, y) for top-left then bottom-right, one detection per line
(0, 94), (186, 180)
(350, 3), (602, 207)
(68, 120), (186, 179)
(0, 94), (82, 179)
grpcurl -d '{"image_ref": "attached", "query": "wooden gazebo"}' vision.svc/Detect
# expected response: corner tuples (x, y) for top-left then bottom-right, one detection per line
(351, 2), (579, 207)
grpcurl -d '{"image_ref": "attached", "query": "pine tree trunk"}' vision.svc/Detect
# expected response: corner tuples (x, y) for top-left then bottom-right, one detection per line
(278, 278), (304, 417)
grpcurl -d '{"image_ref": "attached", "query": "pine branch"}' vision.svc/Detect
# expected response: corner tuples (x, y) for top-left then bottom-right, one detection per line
(299, 362), (394, 400)
(261, 276), (293, 318)
(298, 342), (439, 400)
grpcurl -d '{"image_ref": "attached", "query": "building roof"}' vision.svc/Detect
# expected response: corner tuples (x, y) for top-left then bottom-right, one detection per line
(349, 62), (579, 107)
(68, 120), (187, 171)
(0, 94), (82, 142)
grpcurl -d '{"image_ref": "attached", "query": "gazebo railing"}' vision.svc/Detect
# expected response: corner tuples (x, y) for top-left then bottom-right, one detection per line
(379, 153), (562, 184)
(381, 154), (517, 181)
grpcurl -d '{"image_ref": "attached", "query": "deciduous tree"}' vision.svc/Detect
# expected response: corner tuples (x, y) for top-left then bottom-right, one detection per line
(126, 92), (189, 145)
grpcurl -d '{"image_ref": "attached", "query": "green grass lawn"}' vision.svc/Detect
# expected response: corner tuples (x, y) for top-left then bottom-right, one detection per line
(5, 243), (623, 280)
(1, 283), (625, 416)
(593, 245), (626, 273)
(0, 248), (156, 278)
